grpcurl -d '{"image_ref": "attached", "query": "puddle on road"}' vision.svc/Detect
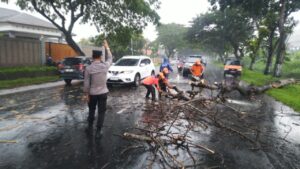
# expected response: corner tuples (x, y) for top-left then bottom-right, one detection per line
(271, 100), (300, 143)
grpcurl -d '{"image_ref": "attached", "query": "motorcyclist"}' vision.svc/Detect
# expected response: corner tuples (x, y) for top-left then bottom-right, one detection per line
(159, 57), (173, 78)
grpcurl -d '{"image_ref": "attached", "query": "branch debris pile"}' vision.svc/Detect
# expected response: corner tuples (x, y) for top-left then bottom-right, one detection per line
(119, 78), (298, 169)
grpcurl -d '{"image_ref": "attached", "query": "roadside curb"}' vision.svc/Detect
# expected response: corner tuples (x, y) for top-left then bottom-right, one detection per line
(0, 80), (82, 96)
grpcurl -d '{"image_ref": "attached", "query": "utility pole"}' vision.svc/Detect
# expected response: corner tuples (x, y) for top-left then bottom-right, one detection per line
(131, 38), (133, 55)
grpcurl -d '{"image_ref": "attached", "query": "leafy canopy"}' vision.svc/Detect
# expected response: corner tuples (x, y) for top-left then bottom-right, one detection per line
(14, 0), (160, 55)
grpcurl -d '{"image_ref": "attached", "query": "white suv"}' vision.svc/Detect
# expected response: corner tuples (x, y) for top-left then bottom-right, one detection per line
(107, 56), (156, 86)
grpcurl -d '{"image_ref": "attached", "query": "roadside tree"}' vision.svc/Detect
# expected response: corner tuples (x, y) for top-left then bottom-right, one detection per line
(13, 0), (160, 56)
(91, 27), (147, 60)
(156, 23), (188, 58)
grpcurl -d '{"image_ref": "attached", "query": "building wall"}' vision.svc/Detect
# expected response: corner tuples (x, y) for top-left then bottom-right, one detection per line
(45, 42), (78, 62)
(46, 42), (103, 62)
(79, 45), (103, 59)
(0, 37), (41, 67)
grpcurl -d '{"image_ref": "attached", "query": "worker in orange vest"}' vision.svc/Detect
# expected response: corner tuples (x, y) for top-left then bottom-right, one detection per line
(141, 75), (161, 101)
(158, 68), (182, 97)
(190, 59), (205, 90)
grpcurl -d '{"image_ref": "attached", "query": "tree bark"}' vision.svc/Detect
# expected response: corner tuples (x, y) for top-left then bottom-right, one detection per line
(65, 34), (85, 56)
(273, 0), (287, 77)
(264, 27), (276, 75)
(249, 55), (255, 70)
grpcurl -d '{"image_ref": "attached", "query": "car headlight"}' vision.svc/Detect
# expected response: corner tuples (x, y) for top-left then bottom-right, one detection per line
(122, 70), (134, 74)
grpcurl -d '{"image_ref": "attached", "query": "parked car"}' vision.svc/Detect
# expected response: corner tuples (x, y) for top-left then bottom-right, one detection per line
(182, 55), (205, 77)
(58, 56), (91, 85)
(224, 59), (242, 77)
(107, 56), (156, 87)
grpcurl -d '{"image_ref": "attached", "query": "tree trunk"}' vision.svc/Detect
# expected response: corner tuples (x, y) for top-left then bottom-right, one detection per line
(273, 0), (286, 77)
(233, 47), (240, 60)
(249, 55), (255, 70)
(264, 27), (275, 75)
(218, 53), (224, 63)
(65, 34), (85, 56)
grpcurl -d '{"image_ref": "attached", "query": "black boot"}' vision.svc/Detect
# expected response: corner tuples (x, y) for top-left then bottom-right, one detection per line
(85, 123), (93, 135)
(95, 128), (103, 139)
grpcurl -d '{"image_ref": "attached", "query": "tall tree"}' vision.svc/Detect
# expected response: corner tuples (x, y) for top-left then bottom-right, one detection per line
(15, 0), (160, 55)
(156, 23), (188, 58)
(188, 8), (253, 60)
(209, 0), (300, 76)
(273, 0), (299, 77)
(187, 12), (231, 62)
(91, 27), (146, 60)
(247, 26), (269, 70)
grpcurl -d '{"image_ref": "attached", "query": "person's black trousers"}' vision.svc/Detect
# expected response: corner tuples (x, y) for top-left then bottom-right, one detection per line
(143, 84), (156, 100)
(88, 93), (107, 130)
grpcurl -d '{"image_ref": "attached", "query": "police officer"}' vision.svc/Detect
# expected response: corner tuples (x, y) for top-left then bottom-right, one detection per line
(83, 40), (112, 138)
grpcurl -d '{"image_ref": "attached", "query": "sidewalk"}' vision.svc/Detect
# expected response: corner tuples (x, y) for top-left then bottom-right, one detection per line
(0, 80), (82, 96)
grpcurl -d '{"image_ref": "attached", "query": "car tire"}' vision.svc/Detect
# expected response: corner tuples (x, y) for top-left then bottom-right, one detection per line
(133, 74), (141, 87)
(107, 83), (112, 88)
(64, 79), (72, 85)
(183, 69), (188, 77)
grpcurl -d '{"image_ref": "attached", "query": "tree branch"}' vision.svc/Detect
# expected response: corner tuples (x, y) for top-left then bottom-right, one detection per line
(30, 0), (66, 33)
(67, 1), (85, 33)
(49, 1), (66, 28)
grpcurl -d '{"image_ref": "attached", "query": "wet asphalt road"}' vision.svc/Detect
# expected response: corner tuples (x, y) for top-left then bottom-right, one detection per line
(0, 60), (300, 169)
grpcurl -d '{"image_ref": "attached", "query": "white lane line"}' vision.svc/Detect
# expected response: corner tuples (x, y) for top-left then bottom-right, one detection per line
(116, 106), (131, 114)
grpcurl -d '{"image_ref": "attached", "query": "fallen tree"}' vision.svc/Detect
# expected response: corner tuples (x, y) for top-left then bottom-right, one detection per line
(189, 78), (297, 97)
(117, 78), (297, 168)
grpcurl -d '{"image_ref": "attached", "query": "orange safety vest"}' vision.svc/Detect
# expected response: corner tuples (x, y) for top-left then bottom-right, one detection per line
(190, 64), (204, 76)
(142, 76), (158, 86)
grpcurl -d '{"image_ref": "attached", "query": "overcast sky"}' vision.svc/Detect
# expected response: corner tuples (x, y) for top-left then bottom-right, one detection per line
(0, 0), (210, 42)
(0, 0), (299, 43)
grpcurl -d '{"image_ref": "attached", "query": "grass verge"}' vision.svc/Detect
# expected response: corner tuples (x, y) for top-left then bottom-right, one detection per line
(0, 76), (60, 89)
(241, 69), (300, 112)
(0, 66), (56, 74)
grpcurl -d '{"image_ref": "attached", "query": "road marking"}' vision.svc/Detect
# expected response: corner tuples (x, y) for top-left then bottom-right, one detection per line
(116, 106), (131, 114)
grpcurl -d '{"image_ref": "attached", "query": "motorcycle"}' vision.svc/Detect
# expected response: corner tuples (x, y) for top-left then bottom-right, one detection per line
(177, 62), (184, 72)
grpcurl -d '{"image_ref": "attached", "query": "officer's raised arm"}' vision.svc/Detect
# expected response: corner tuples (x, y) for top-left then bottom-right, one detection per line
(103, 40), (112, 66)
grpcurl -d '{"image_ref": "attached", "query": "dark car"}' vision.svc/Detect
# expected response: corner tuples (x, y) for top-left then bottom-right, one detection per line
(224, 59), (242, 77)
(182, 57), (201, 77)
(182, 55), (206, 77)
(58, 56), (91, 85)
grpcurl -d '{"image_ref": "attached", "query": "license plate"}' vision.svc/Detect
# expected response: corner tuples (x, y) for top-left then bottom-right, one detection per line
(110, 77), (119, 81)
(65, 69), (74, 72)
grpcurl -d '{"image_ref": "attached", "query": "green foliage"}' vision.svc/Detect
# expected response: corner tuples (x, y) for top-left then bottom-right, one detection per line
(91, 27), (147, 60)
(0, 66), (56, 74)
(241, 69), (278, 86)
(204, 0), (300, 77)
(241, 68), (300, 112)
(188, 8), (253, 60)
(15, 0), (160, 55)
(0, 76), (59, 89)
(243, 50), (300, 79)
(267, 85), (300, 112)
(156, 23), (189, 57)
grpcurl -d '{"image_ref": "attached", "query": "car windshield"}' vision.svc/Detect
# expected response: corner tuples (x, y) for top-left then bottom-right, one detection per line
(63, 58), (82, 65)
(189, 55), (202, 59)
(226, 60), (240, 65)
(186, 58), (199, 63)
(115, 58), (139, 66)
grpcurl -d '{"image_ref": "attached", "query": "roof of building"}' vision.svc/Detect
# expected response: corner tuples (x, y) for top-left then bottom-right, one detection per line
(0, 7), (57, 29)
